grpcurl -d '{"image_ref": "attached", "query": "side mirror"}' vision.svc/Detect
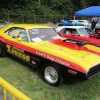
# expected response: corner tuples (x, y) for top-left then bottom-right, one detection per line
(16, 38), (22, 41)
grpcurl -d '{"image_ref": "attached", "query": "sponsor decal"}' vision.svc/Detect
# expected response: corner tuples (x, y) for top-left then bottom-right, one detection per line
(36, 51), (70, 66)
(12, 47), (24, 53)
(68, 69), (77, 75)
(32, 60), (36, 65)
(6, 44), (30, 62)
(32, 37), (42, 42)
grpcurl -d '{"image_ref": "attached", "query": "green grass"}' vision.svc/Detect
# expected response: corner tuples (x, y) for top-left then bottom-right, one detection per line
(0, 56), (100, 100)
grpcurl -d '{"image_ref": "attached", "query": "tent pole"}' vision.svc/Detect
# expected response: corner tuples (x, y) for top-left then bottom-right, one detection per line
(74, 16), (75, 20)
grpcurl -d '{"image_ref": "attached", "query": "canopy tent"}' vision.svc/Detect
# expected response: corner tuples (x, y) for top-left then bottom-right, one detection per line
(74, 6), (100, 16)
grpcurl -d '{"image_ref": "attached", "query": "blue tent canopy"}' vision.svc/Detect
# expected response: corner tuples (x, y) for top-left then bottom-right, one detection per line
(74, 6), (100, 16)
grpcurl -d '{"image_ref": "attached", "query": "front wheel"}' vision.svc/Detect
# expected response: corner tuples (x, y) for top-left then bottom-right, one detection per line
(42, 63), (63, 86)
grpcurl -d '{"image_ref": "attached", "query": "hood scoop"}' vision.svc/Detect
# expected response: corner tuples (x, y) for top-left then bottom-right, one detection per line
(64, 39), (88, 46)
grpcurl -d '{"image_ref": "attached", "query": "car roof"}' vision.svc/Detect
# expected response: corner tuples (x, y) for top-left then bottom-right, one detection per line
(56, 26), (89, 32)
(70, 20), (87, 22)
(57, 26), (88, 29)
(5, 24), (52, 29)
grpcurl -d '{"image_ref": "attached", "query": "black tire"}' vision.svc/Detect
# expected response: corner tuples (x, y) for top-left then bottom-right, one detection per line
(0, 46), (7, 57)
(42, 63), (63, 86)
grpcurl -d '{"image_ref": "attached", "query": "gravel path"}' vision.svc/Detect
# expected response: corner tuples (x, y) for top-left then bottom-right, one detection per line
(0, 90), (11, 100)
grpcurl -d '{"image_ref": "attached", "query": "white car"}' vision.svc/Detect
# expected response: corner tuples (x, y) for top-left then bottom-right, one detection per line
(0, 20), (12, 29)
(69, 20), (89, 26)
(56, 26), (93, 36)
(55, 26), (100, 47)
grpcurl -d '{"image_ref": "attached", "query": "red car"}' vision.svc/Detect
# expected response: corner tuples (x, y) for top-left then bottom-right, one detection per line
(56, 26), (100, 46)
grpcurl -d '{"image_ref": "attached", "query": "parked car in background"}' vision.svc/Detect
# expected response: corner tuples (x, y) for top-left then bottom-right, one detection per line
(56, 26), (100, 47)
(69, 20), (89, 26)
(0, 20), (12, 29)
(1, 24), (100, 86)
(59, 20), (84, 26)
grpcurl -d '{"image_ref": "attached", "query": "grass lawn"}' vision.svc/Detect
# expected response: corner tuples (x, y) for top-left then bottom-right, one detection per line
(0, 56), (100, 100)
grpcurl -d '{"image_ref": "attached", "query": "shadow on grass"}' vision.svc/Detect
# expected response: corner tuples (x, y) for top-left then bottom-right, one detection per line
(6, 56), (85, 86)
(8, 56), (39, 73)
(63, 77), (85, 86)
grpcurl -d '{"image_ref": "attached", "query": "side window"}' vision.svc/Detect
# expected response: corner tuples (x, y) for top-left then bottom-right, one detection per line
(6, 28), (20, 38)
(60, 28), (66, 34)
(64, 29), (71, 34)
(68, 29), (79, 36)
(74, 31), (79, 36)
(60, 28), (79, 36)
(19, 30), (28, 42)
(61, 28), (71, 35)
(6, 28), (28, 42)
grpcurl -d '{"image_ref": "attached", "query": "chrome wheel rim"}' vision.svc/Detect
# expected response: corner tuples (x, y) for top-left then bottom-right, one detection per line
(44, 66), (58, 83)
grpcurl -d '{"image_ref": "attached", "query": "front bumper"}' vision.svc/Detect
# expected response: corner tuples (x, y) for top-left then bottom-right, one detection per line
(86, 63), (100, 79)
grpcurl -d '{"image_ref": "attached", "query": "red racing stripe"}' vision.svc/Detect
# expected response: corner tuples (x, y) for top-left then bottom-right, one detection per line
(49, 39), (100, 56)
(0, 36), (87, 73)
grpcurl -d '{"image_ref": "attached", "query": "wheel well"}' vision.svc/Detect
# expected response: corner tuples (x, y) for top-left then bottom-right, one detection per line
(38, 61), (47, 69)
(38, 61), (60, 70)
(41, 61), (64, 86)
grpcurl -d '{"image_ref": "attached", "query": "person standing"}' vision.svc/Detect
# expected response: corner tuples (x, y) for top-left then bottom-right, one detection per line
(91, 17), (98, 31)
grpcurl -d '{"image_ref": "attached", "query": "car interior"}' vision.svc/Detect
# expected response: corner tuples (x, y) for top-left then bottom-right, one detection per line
(61, 28), (79, 36)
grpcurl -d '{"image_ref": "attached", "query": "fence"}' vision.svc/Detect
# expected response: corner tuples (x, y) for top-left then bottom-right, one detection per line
(0, 77), (31, 100)
(0, 13), (86, 23)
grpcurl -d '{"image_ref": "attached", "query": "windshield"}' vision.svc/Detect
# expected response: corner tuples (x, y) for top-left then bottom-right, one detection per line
(28, 28), (61, 42)
(78, 28), (94, 36)
(78, 21), (85, 23)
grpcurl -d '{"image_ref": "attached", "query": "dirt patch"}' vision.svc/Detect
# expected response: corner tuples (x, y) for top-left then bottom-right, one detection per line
(0, 90), (12, 100)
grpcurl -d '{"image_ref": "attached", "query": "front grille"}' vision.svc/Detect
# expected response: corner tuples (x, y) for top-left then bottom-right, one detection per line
(87, 63), (100, 78)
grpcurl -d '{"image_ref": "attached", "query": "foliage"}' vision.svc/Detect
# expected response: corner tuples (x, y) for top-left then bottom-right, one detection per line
(0, 56), (100, 100)
(0, 0), (100, 14)
(0, 0), (100, 23)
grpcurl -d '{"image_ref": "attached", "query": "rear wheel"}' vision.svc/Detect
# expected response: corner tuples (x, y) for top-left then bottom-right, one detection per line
(0, 46), (7, 57)
(42, 63), (63, 86)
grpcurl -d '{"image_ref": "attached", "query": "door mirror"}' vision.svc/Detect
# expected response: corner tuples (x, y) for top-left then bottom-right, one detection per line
(16, 38), (22, 41)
